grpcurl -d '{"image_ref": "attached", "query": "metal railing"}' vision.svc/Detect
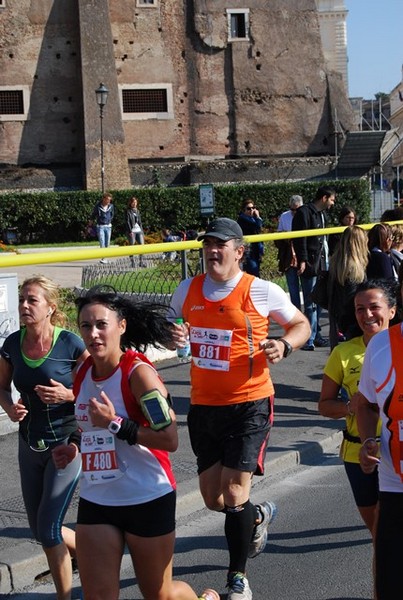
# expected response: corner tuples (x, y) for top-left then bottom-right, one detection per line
(79, 250), (205, 303)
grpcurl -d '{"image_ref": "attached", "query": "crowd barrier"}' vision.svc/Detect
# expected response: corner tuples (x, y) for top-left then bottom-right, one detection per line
(0, 221), (401, 269)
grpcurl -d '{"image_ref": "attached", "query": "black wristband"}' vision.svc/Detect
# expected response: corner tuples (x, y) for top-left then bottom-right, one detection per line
(68, 429), (82, 450)
(116, 418), (140, 445)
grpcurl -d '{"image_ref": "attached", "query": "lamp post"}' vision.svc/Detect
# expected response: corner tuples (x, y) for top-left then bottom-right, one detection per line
(95, 83), (109, 193)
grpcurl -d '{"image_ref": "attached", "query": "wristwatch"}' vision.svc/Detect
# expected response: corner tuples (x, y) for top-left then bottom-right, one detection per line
(108, 416), (123, 434)
(278, 338), (293, 358)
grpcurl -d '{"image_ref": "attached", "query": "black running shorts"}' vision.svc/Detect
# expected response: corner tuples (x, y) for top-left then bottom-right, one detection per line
(187, 397), (272, 476)
(77, 490), (176, 537)
(344, 460), (378, 507)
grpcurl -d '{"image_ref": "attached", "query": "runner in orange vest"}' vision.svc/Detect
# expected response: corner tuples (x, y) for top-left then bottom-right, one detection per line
(168, 218), (310, 600)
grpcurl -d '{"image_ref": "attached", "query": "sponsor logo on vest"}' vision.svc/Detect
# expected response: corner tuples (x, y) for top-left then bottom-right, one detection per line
(190, 305), (205, 311)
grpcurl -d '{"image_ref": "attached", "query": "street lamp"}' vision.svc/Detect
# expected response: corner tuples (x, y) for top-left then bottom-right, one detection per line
(95, 83), (109, 193)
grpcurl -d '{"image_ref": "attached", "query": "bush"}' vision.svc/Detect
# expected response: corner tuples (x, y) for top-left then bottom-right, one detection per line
(0, 179), (371, 244)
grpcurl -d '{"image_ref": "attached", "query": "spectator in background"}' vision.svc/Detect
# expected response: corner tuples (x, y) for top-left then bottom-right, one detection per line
(390, 224), (403, 274)
(162, 228), (181, 262)
(292, 186), (336, 350)
(367, 223), (396, 281)
(237, 199), (264, 277)
(327, 225), (369, 349)
(380, 207), (403, 222)
(126, 196), (145, 268)
(276, 195), (304, 309)
(126, 196), (145, 246)
(91, 192), (114, 264)
(328, 206), (357, 255)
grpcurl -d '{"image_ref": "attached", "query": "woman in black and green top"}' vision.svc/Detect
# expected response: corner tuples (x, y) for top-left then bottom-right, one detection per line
(0, 276), (88, 600)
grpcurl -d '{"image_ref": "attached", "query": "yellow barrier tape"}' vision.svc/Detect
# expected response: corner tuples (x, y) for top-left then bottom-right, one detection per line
(0, 221), (401, 268)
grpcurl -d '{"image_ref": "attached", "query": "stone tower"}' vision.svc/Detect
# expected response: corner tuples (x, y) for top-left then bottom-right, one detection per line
(315, 0), (349, 92)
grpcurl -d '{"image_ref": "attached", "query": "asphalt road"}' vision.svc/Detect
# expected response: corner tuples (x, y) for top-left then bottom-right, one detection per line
(6, 457), (373, 600)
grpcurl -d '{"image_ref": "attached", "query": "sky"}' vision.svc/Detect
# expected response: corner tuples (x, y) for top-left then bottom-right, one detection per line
(345, 0), (403, 99)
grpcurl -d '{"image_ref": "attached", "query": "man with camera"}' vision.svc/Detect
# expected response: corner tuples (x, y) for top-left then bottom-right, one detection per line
(237, 199), (264, 277)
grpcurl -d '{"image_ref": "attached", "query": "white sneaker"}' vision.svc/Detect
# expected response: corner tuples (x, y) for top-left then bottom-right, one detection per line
(226, 572), (252, 600)
(248, 500), (277, 558)
(99, 258), (108, 264)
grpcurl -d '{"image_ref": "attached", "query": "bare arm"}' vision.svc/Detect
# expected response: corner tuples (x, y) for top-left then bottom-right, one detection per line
(262, 309), (310, 363)
(0, 357), (28, 422)
(89, 362), (178, 453)
(318, 374), (359, 419)
(356, 392), (380, 473)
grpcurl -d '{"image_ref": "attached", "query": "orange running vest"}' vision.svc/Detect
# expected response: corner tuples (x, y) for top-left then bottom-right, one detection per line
(182, 272), (273, 405)
(383, 324), (403, 482)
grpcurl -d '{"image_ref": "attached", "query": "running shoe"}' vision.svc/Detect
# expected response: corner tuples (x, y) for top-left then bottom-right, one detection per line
(226, 572), (252, 600)
(248, 500), (277, 558)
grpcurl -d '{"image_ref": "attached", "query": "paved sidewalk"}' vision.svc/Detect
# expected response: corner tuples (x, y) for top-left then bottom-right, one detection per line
(0, 246), (102, 288)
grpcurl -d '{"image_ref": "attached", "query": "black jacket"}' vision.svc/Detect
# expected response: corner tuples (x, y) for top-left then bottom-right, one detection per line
(292, 202), (328, 276)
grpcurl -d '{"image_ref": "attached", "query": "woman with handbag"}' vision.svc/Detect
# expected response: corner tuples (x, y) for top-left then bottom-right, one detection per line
(126, 196), (145, 246)
(126, 196), (145, 267)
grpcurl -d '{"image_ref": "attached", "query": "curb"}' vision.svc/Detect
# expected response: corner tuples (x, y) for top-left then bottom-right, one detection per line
(176, 429), (343, 519)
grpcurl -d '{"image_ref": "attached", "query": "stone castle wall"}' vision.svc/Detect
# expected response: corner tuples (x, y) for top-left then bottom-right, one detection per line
(0, 0), (354, 190)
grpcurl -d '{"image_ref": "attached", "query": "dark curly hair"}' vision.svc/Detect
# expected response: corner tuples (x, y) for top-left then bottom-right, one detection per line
(75, 286), (173, 352)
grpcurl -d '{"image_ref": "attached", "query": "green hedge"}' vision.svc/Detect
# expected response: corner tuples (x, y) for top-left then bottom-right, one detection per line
(0, 179), (371, 244)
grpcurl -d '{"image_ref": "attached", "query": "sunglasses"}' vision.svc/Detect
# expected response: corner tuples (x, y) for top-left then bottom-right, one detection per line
(246, 206), (255, 211)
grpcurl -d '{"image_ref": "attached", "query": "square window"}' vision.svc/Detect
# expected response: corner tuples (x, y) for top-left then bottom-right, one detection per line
(119, 84), (173, 120)
(0, 90), (23, 114)
(136, 0), (157, 6)
(227, 9), (250, 41)
(0, 86), (30, 121)
(122, 89), (167, 113)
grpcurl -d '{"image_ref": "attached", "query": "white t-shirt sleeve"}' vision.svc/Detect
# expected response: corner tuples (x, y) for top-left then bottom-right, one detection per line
(358, 329), (393, 404)
(169, 274), (297, 327)
(168, 279), (192, 322)
(250, 278), (297, 325)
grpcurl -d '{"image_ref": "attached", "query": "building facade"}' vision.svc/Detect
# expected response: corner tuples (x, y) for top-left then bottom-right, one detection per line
(0, 0), (354, 190)
(390, 73), (403, 172)
(315, 0), (348, 91)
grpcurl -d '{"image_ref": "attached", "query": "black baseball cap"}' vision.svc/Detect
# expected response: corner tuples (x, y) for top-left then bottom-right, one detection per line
(198, 218), (244, 241)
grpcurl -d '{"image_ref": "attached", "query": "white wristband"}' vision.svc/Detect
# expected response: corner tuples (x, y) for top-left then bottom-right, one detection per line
(362, 437), (377, 446)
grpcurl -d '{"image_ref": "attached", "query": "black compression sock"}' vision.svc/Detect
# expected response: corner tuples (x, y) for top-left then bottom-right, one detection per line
(224, 500), (255, 573)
